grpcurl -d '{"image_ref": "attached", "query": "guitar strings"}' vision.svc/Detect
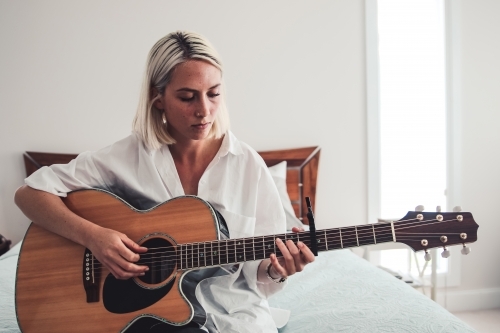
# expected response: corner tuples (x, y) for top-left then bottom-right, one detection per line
(91, 217), (459, 268)
(88, 217), (464, 271)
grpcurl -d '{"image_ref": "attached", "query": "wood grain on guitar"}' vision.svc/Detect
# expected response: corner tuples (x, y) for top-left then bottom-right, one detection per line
(15, 189), (479, 333)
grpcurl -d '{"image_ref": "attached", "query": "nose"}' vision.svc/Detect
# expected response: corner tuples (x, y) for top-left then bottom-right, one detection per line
(196, 95), (210, 118)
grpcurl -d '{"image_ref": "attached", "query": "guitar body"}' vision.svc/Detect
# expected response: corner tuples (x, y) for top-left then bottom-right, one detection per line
(16, 189), (221, 333)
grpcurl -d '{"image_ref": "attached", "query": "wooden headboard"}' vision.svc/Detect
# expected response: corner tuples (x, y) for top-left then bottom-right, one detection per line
(23, 146), (320, 224)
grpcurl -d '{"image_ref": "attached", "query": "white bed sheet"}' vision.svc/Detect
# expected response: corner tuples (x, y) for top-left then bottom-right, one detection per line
(269, 250), (476, 333)
(0, 243), (476, 333)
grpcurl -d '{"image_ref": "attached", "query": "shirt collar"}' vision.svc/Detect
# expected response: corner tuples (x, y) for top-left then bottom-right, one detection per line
(218, 131), (244, 157)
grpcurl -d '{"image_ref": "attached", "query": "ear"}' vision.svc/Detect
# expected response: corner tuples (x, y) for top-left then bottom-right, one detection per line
(151, 88), (164, 110)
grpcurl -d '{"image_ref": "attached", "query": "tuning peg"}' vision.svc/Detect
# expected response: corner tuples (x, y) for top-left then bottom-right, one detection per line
(436, 205), (442, 212)
(424, 250), (431, 262)
(441, 247), (450, 258)
(453, 206), (462, 212)
(461, 244), (471, 255)
(415, 205), (425, 212)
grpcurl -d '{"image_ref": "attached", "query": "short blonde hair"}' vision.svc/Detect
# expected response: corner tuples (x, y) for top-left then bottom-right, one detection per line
(132, 31), (230, 150)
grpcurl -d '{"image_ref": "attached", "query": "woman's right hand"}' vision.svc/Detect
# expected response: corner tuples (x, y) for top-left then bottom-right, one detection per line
(86, 226), (149, 280)
(15, 185), (149, 280)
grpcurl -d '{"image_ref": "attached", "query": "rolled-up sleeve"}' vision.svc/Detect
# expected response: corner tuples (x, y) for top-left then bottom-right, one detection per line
(25, 151), (107, 197)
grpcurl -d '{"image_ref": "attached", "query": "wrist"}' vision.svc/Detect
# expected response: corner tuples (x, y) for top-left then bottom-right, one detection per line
(266, 262), (287, 283)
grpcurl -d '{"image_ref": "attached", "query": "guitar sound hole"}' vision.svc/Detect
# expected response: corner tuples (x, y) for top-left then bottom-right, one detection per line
(138, 237), (176, 285)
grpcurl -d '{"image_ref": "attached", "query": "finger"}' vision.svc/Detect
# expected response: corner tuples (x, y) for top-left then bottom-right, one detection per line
(270, 253), (288, 278)
(285, 239), (305, 272)
(297, 241), (316, 264)
(122, 237), (148, 254)
(113, 252), (149, 275)
(120, 237), (147, 264)
(291, 226), (305, 233)
(276, 238), (296, 276)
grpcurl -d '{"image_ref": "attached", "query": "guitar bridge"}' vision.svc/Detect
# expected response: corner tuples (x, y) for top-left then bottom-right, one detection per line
(83, 248), (100, 302)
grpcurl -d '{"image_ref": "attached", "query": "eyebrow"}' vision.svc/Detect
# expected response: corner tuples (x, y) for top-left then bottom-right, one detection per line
(176, 83), (221, 93)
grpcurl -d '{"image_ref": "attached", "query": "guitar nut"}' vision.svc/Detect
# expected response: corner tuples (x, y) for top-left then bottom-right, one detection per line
(460, 233), (467, 240)
(421, 239), (428, 246)
(440, 236), (448, 243)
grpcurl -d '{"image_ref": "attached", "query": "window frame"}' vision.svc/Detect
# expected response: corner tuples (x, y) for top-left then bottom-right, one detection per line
(365, 0), (462, 291)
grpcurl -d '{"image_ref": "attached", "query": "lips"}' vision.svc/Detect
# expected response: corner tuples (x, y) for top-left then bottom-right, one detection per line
(192, 122), (210, 130)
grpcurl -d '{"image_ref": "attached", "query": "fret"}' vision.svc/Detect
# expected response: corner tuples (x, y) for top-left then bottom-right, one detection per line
(227, 239), (236, 264)
(261, 236), (267, 260)
(252, 237), (256, 261)
(201, 242), (206, 267)
(324, 230), (329, 250)
(194, 243), (199, 269)
(254, 237), (265, 261)
(263, 236), (276, 259)
(209, 241), (214, 267)
(356, 225), (376, 246)
(187, 243), (191, 269)
(178, 244), (183, 270)
(286, 233), (297, 244)
(339, 228), (343, 248)
(373, 223), (395, 243)
(341, 226), (359, 248)
(244, 238), (253, 263)
(355, 226), (359, 247)
(372, 224), (376, 244)
(219, 239), (228, 266)
(191, 243), (194, 269)
(235, 239), (244, 263)
(391, 221), (396, 242)
(212, 241), (220, 266)
(314, 231), (327, 252)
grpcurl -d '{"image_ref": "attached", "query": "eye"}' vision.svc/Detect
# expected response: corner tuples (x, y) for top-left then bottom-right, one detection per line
(179, 95), (195, 102)
(208, 93), (220, 99)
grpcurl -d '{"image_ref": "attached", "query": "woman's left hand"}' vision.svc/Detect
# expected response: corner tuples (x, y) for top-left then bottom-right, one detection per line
(268, 226), (315, 279)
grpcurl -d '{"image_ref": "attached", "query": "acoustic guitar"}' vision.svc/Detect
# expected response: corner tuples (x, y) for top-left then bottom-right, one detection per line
(15, 189), (479, 333)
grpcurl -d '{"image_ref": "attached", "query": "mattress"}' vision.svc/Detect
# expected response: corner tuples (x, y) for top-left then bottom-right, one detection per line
(0, 243), (475, 333)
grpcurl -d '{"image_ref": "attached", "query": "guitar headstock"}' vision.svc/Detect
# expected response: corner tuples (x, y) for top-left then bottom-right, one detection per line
(393, 209), (479, 258)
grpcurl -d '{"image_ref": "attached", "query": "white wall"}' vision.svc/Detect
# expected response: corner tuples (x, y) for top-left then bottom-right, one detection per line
(0, 0), (367, 244)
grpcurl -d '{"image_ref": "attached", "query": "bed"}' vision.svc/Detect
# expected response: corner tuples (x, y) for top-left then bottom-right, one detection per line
(0, 148), (476, 333)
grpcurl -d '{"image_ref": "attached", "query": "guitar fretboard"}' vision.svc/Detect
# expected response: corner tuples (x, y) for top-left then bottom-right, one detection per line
(177, 223), (396, 270)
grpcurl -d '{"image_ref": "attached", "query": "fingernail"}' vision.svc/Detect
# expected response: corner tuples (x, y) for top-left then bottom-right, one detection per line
(298, 241), (304, 248)
(140, 272), (145, 276)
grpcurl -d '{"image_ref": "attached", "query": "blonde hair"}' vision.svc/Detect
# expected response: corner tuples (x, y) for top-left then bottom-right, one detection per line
(132, 31), (230, 150)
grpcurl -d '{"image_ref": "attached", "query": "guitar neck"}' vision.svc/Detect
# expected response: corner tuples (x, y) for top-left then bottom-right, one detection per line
(178, 223), (394, 270)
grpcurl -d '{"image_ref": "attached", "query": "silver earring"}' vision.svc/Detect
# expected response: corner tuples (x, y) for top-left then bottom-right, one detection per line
(162, 114), (166, 124)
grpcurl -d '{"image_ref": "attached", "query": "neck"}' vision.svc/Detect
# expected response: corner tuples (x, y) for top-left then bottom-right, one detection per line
(177, 222), (397, 270)
(169, 136), (223, 165)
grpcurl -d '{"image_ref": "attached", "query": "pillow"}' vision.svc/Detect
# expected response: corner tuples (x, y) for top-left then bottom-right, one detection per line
(268, 161), (305, 231)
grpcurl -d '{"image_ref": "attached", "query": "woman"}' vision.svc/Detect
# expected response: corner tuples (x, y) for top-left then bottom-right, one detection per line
(15, 31), (314, 333)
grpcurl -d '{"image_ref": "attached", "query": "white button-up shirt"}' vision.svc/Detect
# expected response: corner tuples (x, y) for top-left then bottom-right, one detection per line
(25, 131), (287, 333)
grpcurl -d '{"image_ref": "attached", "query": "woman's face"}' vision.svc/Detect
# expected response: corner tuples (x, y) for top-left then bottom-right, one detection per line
(156, 60), (222, 143)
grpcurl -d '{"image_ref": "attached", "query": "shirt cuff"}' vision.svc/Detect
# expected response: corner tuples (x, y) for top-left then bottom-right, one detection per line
(241, 260), (287, 299)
